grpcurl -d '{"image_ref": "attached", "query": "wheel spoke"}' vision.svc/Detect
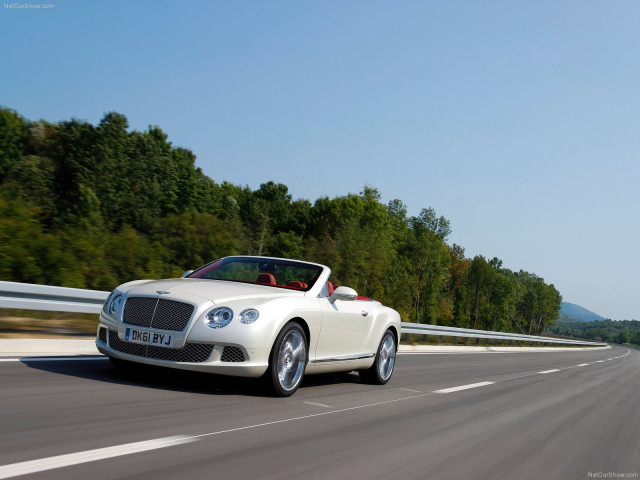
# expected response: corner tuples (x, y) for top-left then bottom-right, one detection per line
(276, 329), (306, 391)
(291, 344), (304, 358)
(378, 334), (396, 381)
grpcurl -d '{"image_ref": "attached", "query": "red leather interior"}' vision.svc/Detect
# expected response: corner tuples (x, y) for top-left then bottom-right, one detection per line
(256, 273), (276, 285)
(327, 281), (334, 296)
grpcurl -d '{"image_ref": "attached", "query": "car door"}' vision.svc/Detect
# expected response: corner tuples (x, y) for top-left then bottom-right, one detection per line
(315, 291), (375, 361)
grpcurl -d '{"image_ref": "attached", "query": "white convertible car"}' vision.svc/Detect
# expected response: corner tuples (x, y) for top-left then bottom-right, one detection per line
(96, 256), (400, 396)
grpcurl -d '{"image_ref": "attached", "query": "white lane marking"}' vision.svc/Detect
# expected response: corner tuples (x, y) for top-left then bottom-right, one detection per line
(190, 391), (440, 442)
(305, 401), (331, 408)
(398, 352), (500, 355)
(0, 357), (107, 363)
(498, 371), (547, 382)
(576, 364), (589, 367)
(0, 393), (436, 477)
(596, 360), (604, 363)
(399, 388), (422, 393)
(433, 381), (495, 394)
(538, 369), (560, 374)
(0, 436), (194, 480)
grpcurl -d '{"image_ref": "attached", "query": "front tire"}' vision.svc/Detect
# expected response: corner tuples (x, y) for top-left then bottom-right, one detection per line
(266, 322), (308, 397)
(360, 329), (397, 384)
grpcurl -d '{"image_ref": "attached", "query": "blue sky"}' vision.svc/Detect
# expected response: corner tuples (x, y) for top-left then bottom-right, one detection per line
(2, 1), (639, 319)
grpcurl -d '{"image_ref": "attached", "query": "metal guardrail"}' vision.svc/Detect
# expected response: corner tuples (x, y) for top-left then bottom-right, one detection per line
(402, 322), (607, 347)
(0, 281), (606, 347)
(0, 281), (108, 314)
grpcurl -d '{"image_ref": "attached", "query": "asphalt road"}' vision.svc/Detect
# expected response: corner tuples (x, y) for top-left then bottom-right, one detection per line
(0, 346), (638, 480)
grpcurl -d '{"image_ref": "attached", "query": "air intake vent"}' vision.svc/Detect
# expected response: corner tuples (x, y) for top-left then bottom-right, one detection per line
(98, 327), (107, 344)
(108, 330), (213, 363)
(221, 346), (246, 362)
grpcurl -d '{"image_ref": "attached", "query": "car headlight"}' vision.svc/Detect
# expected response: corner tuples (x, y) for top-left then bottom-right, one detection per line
(107, 294), (123, 315)
(205, 307), (233, 328)
(239, 308), (260, 324)
(102, 292), (114, 313)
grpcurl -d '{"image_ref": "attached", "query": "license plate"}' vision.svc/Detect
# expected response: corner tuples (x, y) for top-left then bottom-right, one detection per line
(124, 328), (174, 348)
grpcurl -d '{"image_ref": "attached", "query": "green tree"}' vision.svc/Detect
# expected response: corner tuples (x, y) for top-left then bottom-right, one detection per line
(155, 212), (239, 272)
(618, 330), (631, 344)
(0, 107), (28, 180)
(446, 244), (470, 327)
(404, 216), (450, 324)
(50, 118), (100, 228)
(0, 107), (567, 335)
(414, 207), (451, 241)
(2, 155), (57, 224)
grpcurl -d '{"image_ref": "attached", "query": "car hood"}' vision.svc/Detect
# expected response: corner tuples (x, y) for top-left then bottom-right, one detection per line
(120, 278), (305, 304)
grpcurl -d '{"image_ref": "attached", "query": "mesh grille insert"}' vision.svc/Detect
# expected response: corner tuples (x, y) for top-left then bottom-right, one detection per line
(152, 299), (195, 330)
(98, 327), (107, 344)
(109, 330), (147, 357)
(221, 346), (246, 362)
(123, 297), (194, 331)
(123, 297), (157, 328)
(108, 330), (213, 363)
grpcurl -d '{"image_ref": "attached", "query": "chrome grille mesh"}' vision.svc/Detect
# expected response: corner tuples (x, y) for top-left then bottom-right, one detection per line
(108, 330), (213, 363)
(122, 297), (157, 327)
(221, 346), (246, 362)
(108, 330), (147, 357)
(123, 297), (194, 331)
(151, 300), (194, 330)
(146, 344), (213, 363)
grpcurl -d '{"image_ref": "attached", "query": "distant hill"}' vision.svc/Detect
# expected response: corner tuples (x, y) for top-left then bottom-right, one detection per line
(558, 302), (607, 322)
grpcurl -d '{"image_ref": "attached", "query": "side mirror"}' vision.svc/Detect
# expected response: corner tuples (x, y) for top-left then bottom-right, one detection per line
(329, 286), (358, 304)
(182, 270), (194, 278)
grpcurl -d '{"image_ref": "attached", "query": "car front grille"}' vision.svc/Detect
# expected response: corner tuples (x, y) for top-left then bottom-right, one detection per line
(108, 330), (213, 363)
(123, 297), (195, 331)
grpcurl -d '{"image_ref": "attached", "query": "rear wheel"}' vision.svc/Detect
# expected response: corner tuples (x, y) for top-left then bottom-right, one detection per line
(266, 323), (308, 397)
(360, 329), (396, 384)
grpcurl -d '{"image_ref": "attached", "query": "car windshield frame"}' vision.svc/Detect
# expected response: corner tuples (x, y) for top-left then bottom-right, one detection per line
(186, 256), (323, 292)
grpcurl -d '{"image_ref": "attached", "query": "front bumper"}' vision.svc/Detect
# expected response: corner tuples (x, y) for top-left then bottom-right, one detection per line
(96, 324), (270, 377)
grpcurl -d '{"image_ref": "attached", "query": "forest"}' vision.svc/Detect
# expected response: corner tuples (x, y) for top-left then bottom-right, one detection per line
(547, 319), (640, 346)
(0, 106), (562, 334)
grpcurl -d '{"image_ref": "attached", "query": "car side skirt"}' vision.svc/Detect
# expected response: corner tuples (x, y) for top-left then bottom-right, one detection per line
(305, 355), (375, 374)
(311, 353), (375, 363)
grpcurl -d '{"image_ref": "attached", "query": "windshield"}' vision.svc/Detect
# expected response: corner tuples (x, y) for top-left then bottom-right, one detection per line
(187, 257), (323, 291)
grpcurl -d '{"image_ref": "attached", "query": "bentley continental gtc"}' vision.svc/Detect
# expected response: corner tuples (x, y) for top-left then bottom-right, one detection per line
(96, 256), (401, 396)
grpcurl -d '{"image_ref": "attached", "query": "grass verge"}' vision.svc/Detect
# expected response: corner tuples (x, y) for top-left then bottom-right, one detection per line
(0, 309), (97, 338)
